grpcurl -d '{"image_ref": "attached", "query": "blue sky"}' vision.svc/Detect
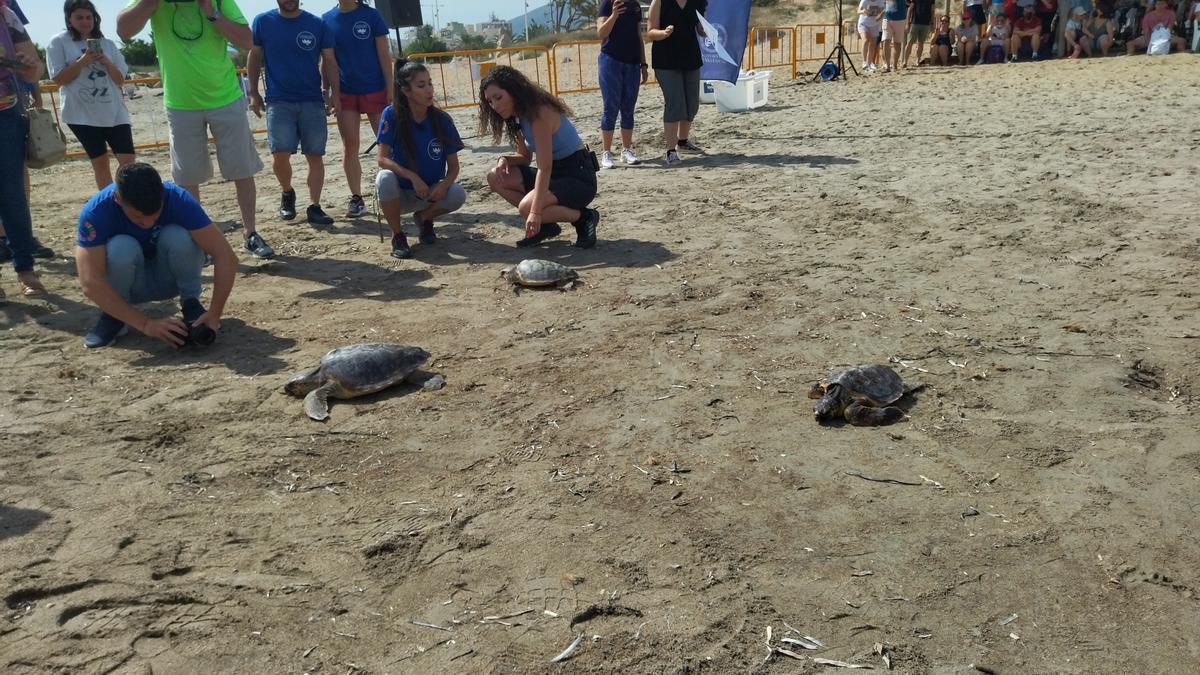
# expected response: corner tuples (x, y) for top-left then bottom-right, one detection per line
(18, 1), (533, 47)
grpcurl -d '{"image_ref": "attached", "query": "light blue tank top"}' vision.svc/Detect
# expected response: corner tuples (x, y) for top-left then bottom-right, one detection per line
(519, 113), (583, 161)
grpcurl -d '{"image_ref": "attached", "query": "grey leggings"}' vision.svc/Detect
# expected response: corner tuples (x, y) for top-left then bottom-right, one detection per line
(655, 68), (700, 124)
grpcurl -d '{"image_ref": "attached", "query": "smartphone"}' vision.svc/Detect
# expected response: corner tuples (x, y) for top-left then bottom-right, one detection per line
(87, 38), (103, 54)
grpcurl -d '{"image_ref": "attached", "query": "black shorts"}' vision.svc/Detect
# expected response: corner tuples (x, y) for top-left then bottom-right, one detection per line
(67, 123), (135, 160)
(968, 4), (986, 25)
(518, 149), (598, 211)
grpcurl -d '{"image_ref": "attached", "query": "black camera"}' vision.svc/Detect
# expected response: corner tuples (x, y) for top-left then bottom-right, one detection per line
(187, 323), (216, 347)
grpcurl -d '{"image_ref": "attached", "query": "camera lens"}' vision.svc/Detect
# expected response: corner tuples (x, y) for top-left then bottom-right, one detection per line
(188, 324), (216, 347)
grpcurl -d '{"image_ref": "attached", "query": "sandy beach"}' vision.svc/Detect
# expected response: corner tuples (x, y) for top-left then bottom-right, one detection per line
(2, 53), (1199, 673)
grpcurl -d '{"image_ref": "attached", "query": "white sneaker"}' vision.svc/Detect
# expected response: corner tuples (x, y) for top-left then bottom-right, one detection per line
(600, 150), (614, 169)
(665, 149), (681, 165)
(620, 148), (640, 165)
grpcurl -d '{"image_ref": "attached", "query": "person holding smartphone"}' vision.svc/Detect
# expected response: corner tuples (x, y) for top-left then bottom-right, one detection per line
(596, 0), (648, 169)
(48, 1), (135, 190)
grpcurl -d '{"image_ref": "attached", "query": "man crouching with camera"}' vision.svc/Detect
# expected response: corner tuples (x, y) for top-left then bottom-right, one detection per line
(76, 163), (236, 350)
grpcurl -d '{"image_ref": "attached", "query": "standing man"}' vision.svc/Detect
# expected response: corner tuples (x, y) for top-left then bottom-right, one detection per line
(323, 0), (393, 218)
(247, 0), (339, 225)
(904, 0), (936, 67)
(116, 0), (274, 259)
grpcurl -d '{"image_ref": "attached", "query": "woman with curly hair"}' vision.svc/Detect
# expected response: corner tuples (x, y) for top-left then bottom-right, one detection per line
(480, 66), (599, 249)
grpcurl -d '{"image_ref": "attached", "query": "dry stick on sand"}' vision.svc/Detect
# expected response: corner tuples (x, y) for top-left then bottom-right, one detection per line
(845, 471), (922, 486)
(550, 634), (584, 663)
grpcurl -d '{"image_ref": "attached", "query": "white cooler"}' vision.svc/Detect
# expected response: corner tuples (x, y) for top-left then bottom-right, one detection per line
(713, 70), (772, 113)
(700, 80), (720, 104)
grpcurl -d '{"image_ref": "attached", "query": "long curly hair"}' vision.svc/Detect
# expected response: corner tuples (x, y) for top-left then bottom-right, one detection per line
(477, 66), (572, 147)
(64, 0), (104, 41)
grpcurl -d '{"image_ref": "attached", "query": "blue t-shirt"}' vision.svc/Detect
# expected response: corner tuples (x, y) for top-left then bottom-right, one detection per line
(885, 0), (909, 20)
(8, 0), (28, 24)
(77, 183), (210, 256)
(322, 5), (389, 95)
(598, 0), (644, 65)
(252, 10), (333, 103)
(377, 106), (464, 189)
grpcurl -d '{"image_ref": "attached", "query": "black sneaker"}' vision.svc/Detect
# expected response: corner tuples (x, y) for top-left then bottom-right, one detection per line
(346, 194), (367, 218)
(417, 218), (436, 245)
(278, 190), (297, 220)
(84, 313), (129, 349)
(572, 209), (599, 249)
(306, 204), (334, 226)
(181, 298), (215, 346)
(677, 138), (703, 153)
(31, 238), (54, 259)
(516, 222), (561, 248)
(391, 233), (412, 259)
(244, 232), (275, 259)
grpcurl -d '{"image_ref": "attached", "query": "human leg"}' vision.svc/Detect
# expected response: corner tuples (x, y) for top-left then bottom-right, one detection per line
(598, 52), (620, 154)
(69, 124), (115, 189)
(84, 234), (144, 347)
(147, 224), (204, 303)
(0, 106), (38, 285)
(1127, 34), (1146, 54)
(656, 69), (685, 155)
(336, 108), (364, 197)
(486, 160), (528, 207)
(209, 97), (264, 235)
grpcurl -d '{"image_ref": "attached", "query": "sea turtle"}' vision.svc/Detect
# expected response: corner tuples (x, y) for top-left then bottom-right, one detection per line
(808, 364), (922, 426)
(501, 259), (579, 291)
(284, 343), (444, 421)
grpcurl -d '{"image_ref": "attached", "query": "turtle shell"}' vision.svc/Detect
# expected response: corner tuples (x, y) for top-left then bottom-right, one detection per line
(509, 259), (578, 287)
(320, 343), (429, 397)
(826, 364), (906, 406)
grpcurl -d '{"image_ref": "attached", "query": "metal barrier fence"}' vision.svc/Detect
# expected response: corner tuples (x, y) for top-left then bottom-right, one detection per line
(748, 27), (797, 79)
(406, 45), (553, 111)
(549, 40), (660, 95)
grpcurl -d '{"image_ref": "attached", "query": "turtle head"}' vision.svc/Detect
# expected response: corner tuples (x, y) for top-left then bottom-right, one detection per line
(500, 267), (513, 282)
(285, 367), (323, 397)
(813, 383), (845, 422)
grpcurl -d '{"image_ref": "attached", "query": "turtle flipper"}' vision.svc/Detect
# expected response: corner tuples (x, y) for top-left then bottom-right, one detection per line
(303, 382), (336, 421)
(807, 383), (826, 399)
(844, 401), (905, 426)
(405, 370), (446, 391)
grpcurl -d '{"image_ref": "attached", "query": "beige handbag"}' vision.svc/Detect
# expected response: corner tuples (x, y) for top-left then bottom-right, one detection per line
(24, 105), (67, 169)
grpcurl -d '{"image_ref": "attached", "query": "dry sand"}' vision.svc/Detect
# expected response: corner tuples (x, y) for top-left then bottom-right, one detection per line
(3, 54), (1200, 673)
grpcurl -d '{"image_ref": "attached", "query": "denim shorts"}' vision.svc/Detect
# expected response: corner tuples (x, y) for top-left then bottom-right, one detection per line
(266, 100), (328, 155)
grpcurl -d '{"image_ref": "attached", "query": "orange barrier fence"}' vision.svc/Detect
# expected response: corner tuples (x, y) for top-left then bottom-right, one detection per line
(549, 40), (659, 95)
(407, 46), (553, 110)
(748, 27), (797, 79)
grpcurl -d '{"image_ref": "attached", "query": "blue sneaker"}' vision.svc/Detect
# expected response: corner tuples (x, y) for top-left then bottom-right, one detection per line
(84, 313), (129, 349)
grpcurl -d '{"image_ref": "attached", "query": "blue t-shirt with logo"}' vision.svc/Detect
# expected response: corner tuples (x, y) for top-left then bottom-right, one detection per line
(77, 183), (210, 256)
(322, 5), (389, 95)
(884, 0), (909, 20)
(252, 10), (332, 103)
(377, 106), (464, 190)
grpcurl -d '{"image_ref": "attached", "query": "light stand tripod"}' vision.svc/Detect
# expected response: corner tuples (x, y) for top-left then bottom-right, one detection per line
(813, 0), (858, 82)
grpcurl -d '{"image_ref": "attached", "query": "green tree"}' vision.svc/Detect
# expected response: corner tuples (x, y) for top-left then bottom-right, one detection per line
(551, 0), (598, 33)
(515, 20), (550, 43)
(121, 37), (157, 67)
(404, 25), (450, 61)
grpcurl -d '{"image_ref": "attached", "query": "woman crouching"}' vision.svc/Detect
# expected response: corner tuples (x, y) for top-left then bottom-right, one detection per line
(376, 59), (466, 259)
(480, 66), (599, 249)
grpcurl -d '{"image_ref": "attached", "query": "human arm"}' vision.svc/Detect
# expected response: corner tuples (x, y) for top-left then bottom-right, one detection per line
(198, 0), (252, 52)
(321, 48), (341, 116)
(375, 35), (394, 105)
(104, 40), (129, 87)
(187, 224), (236, 332)
(597, 0), (622, 40)
(246, 45), (264, 117)
(646, 0), (675, 40)
(429, 152), (460, 202)
(76, 242), (188, 346)
(525, 107), (558, 236)
(377, 142), (430, 197)
(116, 0), (159, 43)
(48, 37), (99, 86)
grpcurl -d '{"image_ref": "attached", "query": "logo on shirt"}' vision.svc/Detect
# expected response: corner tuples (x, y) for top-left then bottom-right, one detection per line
(297, 31), (317, 50)
(81, 222), (97, 242)
(428, 138), (443, 161)
(353, 21), (372, 39)
(380, 115), (391, 136)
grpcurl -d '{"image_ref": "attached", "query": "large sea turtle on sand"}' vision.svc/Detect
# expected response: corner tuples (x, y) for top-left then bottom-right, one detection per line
(809, 364), (922, 426)
(285, 344), (443, 421)
(501, 259), (579, 291)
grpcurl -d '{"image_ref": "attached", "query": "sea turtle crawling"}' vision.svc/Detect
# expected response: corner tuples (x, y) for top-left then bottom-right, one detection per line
(809, 364), (923, 426)
(285, 343), (444, 421)
(501, 259), (579, 291)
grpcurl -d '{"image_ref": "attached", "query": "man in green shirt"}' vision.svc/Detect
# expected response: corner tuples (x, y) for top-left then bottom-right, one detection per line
(117, 0), (274, 259)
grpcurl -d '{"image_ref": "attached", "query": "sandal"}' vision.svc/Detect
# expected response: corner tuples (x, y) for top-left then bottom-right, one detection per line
(516, 222), (561, 248)
(18, 272), (45, 297)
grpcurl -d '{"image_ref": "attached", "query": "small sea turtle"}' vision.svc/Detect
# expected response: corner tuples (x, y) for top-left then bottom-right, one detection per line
(284, 343), (444, 421)
(501, 259), (579, 291)
(808, 364), (922, 426)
